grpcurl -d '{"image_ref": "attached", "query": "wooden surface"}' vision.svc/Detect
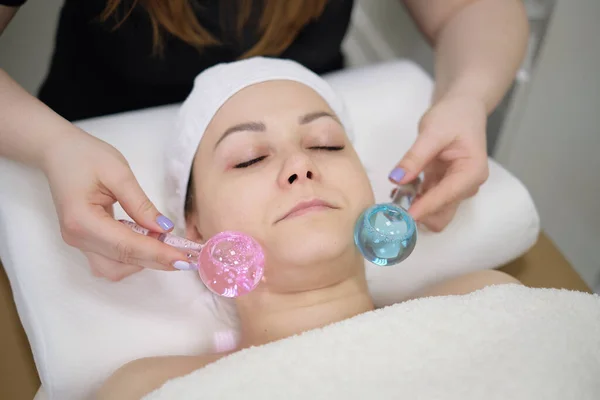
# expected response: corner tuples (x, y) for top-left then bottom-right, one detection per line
(499, 233), (591, 293)
(0, 232), (592, 399)
(0, 264), (40, 400)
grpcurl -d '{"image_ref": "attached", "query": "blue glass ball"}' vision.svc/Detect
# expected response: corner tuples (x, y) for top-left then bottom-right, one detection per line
(354, 203), (417, 266)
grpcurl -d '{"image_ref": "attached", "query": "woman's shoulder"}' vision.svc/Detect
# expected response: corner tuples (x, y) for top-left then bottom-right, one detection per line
(96, 352), (229, 399)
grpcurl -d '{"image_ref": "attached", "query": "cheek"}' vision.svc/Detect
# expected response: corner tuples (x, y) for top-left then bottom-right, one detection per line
(196, 182), (271, 238)
(356, 174), (376, 212)
(330, 159), (375, 212)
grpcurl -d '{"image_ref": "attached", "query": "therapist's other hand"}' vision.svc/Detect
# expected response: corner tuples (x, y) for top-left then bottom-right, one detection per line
(41, 131), (189, 280)
(389, 95), (489, 232)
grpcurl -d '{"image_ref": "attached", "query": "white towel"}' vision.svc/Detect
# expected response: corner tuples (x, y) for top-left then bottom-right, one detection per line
(145, 285), (600, 400)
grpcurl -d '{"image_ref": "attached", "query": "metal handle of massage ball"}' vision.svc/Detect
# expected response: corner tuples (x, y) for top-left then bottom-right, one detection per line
(353, 177), (421, 266)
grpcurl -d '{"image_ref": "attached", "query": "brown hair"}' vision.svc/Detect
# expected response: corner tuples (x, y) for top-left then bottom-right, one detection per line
(101, 0), (329, 57)
(184, 172), (195, 219)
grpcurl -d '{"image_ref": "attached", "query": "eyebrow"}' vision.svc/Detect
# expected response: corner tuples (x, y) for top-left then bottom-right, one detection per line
(299, 111), (339, 125)
(214, 122), (266, 149)
(214, 111), (339, 149)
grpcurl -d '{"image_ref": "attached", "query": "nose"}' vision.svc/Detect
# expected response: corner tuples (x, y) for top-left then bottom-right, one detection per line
(277, 152), (321, 188)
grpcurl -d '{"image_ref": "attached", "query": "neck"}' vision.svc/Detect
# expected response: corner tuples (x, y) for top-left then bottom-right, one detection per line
(235, 274), (374, 348)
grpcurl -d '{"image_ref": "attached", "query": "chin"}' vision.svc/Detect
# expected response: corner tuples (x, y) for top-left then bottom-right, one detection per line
(269, 219), (353, 267)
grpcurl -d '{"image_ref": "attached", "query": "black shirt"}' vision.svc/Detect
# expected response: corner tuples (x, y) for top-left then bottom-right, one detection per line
(2, 0), (354, 121)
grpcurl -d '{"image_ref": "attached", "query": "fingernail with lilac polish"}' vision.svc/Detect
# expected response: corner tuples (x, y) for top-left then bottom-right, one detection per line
(156, 215), (174, 231)
(173, 261), (195, 271)
(389, 167), (406, 183)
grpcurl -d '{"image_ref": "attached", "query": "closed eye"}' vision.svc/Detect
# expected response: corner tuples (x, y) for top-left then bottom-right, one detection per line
(234, 155), (267, 169)
(234, 147), (343, 168)
(309, 146), (345, 151)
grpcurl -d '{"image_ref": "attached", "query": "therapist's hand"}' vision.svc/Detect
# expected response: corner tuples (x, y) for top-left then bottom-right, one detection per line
(389, 95), (489, 232)
(41, 130), (190, 281)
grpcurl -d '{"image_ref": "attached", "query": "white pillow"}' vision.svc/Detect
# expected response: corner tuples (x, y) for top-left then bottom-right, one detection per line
(0, 60), (540, 400)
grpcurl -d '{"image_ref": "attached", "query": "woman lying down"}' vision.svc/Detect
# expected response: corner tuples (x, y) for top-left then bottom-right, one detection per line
(97, 57), (520, 399)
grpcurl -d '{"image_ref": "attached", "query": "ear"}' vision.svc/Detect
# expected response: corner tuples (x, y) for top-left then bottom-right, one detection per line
(185, 212), (205, 243)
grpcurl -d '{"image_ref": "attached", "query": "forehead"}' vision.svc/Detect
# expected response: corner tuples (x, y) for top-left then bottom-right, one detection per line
(205, 80), (332, 134)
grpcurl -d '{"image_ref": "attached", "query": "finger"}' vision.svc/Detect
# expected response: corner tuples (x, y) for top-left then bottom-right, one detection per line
(417, 173), (438, 199)
(86, 251), (139, 281)
(467, 187), (480, 198)
(91, 269), (104, 278)
(408, 166), (481, 221)
(80, 211), (191, 271)
(85, 251), (143, 282)
(419, 202), (460, 233)
(106, 167), (174, 233)
(389, 131), (452, 185)
(88, 260), (104, 278)
(104, 204), (115, 219)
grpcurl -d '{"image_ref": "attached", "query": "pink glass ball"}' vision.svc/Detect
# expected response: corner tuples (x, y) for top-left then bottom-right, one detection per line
(197, 231), (265, 297)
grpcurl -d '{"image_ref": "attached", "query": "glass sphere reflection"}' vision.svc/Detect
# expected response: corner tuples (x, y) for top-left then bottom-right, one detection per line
(354, 203), (417, 266)
(198, 232), (265, 297)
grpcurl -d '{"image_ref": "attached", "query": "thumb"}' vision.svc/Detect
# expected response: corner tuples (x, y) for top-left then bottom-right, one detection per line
(108, 168), (174, 233)
(389, 130), (450, 184)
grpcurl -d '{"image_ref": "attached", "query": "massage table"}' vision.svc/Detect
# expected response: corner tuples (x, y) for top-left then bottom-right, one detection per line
(0, 60), (595, 400)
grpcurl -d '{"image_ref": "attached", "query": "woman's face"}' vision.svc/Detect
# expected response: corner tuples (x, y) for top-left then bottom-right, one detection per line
(187, 80), (374, 287)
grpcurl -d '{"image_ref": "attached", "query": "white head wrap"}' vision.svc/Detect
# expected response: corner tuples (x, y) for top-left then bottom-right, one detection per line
(165, 57), (352, 231)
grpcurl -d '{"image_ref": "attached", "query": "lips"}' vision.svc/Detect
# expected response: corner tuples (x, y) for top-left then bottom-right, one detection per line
(277, 199), (337, 222)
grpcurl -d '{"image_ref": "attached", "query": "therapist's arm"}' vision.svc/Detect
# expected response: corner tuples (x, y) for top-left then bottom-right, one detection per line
(0, 67), (187, 276)
(391, 0), (528, 231)
(0, 5), (97, 170)
(402, 0), (529, 112)
(0, 4), (200, 277)
(1, 5), (78, 167)
(0, 67), (79, 168)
